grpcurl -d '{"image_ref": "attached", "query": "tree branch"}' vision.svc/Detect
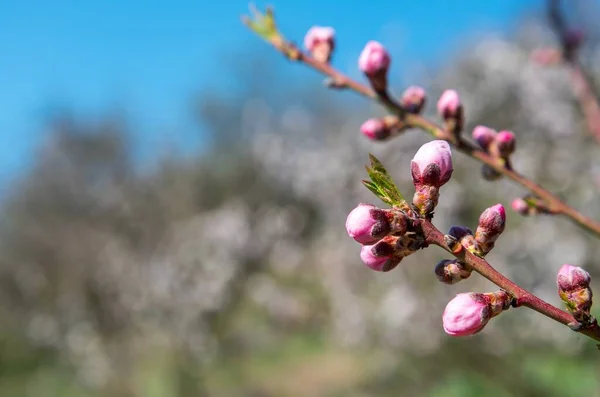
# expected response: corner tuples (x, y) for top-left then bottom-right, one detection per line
(244, 23), (600, 238)
(548, 0), (600, 143)
(420, 219), (600, 343)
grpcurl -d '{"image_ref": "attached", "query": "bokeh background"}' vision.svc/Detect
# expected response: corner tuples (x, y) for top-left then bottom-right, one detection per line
(2, 1), (600, 396)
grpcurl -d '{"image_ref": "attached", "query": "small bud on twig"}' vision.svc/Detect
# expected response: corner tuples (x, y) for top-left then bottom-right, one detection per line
(411, 141), (453, 217)
(442, 291), (511, 337)
(511, 198), (530, 216)
(401, 85), (426, 114)
(472, 125), (497, 151)
(434, 259), (472, 285)
(437, 90), (464, 140)
(511, 195), (554, 216)
(448, 225), (477, 254)
(491, 130), (516, 159)
(304, 26), (335, 63)
(474, 204), (506, 256)
(360, 116), (405, 141)
(557, 264), (594, 323)
(358, 41), (391, 92)
(360, 119), (388, 141)
(345, 204), (408, 244)
(360, 237), (401, 272)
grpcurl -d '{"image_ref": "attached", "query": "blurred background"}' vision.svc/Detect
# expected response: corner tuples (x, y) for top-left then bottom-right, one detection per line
(1, 1), (600, 396)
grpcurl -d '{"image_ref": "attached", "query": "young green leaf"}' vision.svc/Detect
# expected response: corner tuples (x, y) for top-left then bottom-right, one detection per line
(363, 154), (406, 207)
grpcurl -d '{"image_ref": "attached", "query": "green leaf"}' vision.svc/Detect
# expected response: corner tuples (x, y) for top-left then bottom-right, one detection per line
(362, 180), (394, 206)
(243, 5), (281, 42)
(363, 154), (406, 207)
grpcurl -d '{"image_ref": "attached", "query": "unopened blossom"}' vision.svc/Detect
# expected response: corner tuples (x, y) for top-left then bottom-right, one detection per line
(360, 118), (389, 141)
(442, 291), (510, 336)
(345, 204), (408, 244)
(511, 198), (530, 216)
(472, 125), (496, 151)
(442, 293), (490, 336)
(474, 204), (506, 256)
(358, 41), (390, 75)
(411, 140), (453, 188)
(434, 259), (472, 285)
(401, 85), (426, 114)
(411, 140), (454, 216)
(493, 130), (516, 158)
(360, 239), (400, 272)
(557, 264), (593, 322)
(358, 41), (390, 91)
(303, 26), (335, 63)
(437, 90), (461, 118)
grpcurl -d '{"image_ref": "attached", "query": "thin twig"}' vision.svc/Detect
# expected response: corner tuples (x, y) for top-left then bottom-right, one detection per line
(420, 219), (600, 343)
(548, 0), (600, 142)
(245, 26), (600, 238)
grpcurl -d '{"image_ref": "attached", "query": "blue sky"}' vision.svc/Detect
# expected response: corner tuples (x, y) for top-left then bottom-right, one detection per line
(0, 1), (546, 183)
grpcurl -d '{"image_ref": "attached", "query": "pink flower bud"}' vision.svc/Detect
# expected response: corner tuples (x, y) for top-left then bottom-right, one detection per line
(401, 85), (426, 114)
(434, 259), (471, 285)
(358, 41), (390, 76)
(304, 26), (335, 63)
(411, 140), (454, 189)
(511, 198), (529, 216)
(437, 90), (461, 118)
(360, 118), (390, 141)
(557, 264), (593, 321)
(472, 125), (496, 151)
(557, 264), (591, 292)
(474, 204), (506, 255)
(304, 26), (335, 51)
(494, 130), (516, 157)
(345, 203), (391, 244)
(360, 240), (399, 272)
(442, 293), (490, 336)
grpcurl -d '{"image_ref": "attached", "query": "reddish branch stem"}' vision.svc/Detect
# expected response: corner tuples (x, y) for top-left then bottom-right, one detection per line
(420, 220), (600, 342)
(548, 0), (600, 143)
(252, 33), (600, 238)
(569, 61), (600, 142)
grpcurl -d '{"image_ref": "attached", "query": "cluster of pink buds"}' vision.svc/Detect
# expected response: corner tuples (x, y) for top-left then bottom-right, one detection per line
(435, 204), (513, 336)
(345, 140), (454, 271)
(303, 26), (335, 63)
(445, 203), (506, 258)
(246, 5), (600, 345)
(442, 291), (512, 336)
(345, 204), (422, 272)
(557, 264), (594, 325)
(471, 126), (517, 181)
(437, 90), (464, 140)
